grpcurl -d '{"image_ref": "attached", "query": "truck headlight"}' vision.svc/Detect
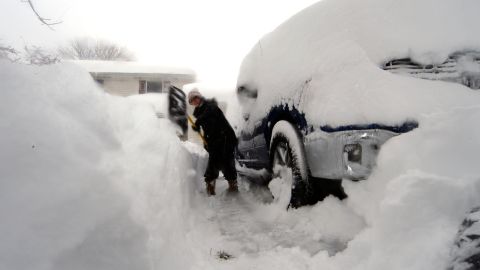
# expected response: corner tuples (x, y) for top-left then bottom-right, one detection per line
(344, 144), (362, 163)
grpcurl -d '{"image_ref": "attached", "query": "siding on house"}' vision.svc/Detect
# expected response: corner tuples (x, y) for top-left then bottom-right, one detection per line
(71, 60), (196, 97)
(101, 78), (139, 96)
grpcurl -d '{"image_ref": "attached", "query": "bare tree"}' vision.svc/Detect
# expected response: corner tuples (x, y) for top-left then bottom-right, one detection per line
(0, 43), (20, 62)
(58, 38), (135, 61)
(94, 40), (135, 61)
(23, 0), (62, 30)
(24, 45), (60, 65)
(1, 40), (60, 65)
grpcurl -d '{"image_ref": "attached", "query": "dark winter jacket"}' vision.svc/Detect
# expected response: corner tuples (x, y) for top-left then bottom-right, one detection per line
(193, 98), (237, 152)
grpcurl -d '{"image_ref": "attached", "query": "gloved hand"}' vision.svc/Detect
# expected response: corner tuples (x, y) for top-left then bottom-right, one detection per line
(192, 124), (200, 132)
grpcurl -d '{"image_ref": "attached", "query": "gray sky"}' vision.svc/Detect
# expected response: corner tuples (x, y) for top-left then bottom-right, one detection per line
(1, 0), (319, 86)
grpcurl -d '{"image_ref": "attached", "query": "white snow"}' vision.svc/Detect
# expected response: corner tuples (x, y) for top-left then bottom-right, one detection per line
(125, 93), (169, 118)
(0, 60), (203, 270)
(0, 59), (356, 270)
(237, 0), (480, 129)
(2, 1), (480, 269)
(200, 106), (480, 270)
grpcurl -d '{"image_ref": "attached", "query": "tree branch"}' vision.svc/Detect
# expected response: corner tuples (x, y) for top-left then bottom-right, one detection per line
(23, 0), (62, 30)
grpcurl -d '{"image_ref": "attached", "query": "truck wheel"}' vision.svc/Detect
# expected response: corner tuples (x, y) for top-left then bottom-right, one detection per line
(270, 121), (311, 208)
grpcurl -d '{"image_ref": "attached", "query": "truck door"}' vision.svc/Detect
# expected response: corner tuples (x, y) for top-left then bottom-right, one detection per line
(168, 86), (188, 140)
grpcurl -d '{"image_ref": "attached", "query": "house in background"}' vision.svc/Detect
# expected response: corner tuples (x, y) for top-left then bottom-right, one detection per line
(72, 60), (196, 96)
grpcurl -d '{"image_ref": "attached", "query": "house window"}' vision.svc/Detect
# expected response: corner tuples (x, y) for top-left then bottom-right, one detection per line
(139, 80), (146, 94)
(139, 80), (163, 94)
(146, 81), (163, 93)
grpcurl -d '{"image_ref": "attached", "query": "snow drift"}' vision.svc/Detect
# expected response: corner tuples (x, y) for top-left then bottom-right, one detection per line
(2, 0), (480, 269)
(0, 60), (203, 270)
(216, 100), (480, 270)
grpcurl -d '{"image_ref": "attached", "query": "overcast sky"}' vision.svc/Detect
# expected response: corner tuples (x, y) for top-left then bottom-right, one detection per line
(0, 0), (319, 87)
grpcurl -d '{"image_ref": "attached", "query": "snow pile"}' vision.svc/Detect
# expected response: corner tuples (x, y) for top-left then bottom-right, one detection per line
(337, 107), (480, 270)
(3, 0), (480, 267)
(0, 60), (203, 270)
(104, 95), (206, 269)
(209, 108), (480, 270)
(125, 93), (169, 118)
(0, 60), (132, 270)
(237, 0), (480, 129)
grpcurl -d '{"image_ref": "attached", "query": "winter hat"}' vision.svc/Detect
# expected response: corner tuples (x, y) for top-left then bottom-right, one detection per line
(188, 89), (203, 104)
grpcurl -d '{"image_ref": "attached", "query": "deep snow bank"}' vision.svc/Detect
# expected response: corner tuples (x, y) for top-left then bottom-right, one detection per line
(213, 108), (480, 270)
(0, 60), (203, 270)
(337, 106), (480, 270)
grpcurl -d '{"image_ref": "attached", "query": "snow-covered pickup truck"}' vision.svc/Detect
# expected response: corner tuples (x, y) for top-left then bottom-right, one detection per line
(234, 0), (480, 208)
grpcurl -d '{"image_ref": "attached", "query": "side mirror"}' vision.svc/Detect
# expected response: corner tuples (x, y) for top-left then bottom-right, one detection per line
(237, 85), (258, 99)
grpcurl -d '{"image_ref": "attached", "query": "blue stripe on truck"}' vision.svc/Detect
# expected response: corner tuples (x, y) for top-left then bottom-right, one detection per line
(320, 121), (419, 133)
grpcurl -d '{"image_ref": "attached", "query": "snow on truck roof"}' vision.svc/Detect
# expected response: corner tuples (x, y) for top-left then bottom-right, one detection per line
(237, 0), (480, 128)
(71, 60), (196, 76)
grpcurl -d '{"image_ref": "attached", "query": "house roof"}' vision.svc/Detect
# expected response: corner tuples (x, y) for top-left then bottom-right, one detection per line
(70, 60), (196, 77)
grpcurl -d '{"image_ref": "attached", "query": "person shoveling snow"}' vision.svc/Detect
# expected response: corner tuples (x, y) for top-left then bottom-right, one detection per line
(188, 89), (239, 196)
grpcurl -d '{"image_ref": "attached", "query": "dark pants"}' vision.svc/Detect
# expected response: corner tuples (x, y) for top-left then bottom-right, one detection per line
(204, 136), (237, 182)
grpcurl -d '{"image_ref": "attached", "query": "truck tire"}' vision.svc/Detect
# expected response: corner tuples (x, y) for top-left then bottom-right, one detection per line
(269, 121), (312, 208)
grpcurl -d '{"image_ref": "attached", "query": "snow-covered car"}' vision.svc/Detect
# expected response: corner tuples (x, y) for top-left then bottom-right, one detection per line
(449, 207), (480, 270)
(235, 0), (480, 207)
(127, 86), (188, 139)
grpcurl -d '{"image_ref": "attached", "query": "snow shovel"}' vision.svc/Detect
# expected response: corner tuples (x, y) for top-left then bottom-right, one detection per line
(187, 115), (207, 146)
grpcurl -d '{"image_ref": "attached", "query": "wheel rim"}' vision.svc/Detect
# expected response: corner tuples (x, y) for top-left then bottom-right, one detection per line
(270, 141), (294, 207)
(273, 141), (291, 171)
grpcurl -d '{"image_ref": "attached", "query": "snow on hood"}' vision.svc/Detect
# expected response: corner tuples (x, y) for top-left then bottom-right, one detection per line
(237, 0), (480, 128)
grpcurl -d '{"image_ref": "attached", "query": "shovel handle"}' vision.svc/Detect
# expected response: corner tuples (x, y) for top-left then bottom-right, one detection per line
(187, 115), (207, 145)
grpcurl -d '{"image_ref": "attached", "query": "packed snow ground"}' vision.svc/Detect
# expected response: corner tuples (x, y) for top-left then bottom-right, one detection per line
(2, 58), (480, 270)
